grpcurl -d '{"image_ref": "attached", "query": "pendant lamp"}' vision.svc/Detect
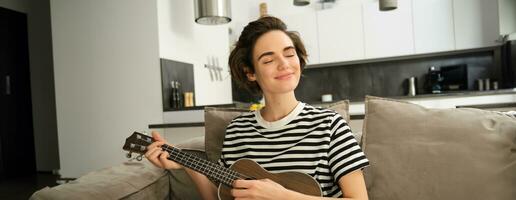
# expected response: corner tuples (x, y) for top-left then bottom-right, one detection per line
(294, 0), (310, 6)
(194, 0), (232, 25)
(380, 0), (397, 11)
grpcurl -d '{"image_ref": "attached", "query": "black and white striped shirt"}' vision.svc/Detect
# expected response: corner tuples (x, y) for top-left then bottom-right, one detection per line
(218, 102), (369, 197)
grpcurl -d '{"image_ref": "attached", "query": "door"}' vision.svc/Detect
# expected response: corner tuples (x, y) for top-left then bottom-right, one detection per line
(0, 7), (36, 179)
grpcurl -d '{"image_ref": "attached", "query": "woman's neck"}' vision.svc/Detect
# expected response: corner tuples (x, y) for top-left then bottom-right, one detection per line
(260, 92), (299, 122)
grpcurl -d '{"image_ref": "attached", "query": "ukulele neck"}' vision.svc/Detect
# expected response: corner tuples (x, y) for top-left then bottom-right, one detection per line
(161, 144), (239, 186)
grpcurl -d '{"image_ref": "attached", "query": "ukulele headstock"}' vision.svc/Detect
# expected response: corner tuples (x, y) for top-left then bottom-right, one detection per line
(122, 131), (155, 160)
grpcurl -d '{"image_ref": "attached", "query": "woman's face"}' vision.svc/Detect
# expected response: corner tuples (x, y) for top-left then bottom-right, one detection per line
(248, 30), (301, 96)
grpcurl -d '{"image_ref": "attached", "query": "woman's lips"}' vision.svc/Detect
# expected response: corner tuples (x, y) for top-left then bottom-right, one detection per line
(275, 73), (294, 80)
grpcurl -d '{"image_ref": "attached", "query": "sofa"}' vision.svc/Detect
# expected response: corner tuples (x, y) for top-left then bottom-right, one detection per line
(31, 96), (516, 200)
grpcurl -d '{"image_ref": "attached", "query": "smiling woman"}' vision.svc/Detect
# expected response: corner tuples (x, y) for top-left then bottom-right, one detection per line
(245, 31), (302, 96)
(146, 16), (370, 200)
(229, 16), (307, 97)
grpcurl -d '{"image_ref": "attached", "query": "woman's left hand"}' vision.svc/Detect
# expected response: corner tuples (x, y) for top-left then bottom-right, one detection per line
(231, 179), (291, 200)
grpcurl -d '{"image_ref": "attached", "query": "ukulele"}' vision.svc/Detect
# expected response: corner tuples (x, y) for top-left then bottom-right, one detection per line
(123, 131), (322, 200)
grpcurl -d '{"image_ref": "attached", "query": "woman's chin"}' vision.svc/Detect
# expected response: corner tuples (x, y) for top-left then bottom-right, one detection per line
(272, 85), (299, 94)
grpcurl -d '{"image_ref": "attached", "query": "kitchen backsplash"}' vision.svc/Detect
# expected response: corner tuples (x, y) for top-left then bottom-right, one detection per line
(161, 58), (195, 110)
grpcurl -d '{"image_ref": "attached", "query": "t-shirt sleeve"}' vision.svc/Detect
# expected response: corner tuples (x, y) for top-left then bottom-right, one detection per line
(328, 113), (369, 182)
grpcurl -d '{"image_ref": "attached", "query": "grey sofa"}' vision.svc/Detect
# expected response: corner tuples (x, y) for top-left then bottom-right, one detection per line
(31, 97), (516, 200)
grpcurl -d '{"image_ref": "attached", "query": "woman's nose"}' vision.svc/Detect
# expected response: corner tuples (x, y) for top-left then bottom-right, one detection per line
(277, 56), (289, 70)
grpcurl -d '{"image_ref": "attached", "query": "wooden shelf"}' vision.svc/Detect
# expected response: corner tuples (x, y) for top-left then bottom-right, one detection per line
(148, 122), (205, 128)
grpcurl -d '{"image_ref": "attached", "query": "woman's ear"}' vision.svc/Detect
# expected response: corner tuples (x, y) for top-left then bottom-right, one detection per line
(246, 73), (256, 81)
(244, 67), (256, 81)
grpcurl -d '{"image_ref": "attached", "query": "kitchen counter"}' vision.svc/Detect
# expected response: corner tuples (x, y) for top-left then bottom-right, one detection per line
(309, 88), (516, 105)
(398, 88), (516, 98)
(345, 89), (516, 118)
(152, 88), (516, 128)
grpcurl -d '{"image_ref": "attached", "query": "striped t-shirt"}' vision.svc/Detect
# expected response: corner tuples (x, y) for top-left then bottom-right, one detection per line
(218, 102), (369, 197)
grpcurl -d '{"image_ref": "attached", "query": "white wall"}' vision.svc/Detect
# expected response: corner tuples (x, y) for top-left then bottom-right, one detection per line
(157, 0), (232, 107)
(499, 0), (516, 40)
(51, 0), (163, 178)
(27, 0), (60, 172)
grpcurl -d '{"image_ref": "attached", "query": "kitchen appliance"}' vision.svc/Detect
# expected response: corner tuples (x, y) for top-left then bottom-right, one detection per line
(408, 77), (417, 96)
(440, 64), (468, 91)
(425, 66), (443, 93)
(477, 79), (484, 91)
(501, 40), (516, 88)
(484, 78), (490, 90)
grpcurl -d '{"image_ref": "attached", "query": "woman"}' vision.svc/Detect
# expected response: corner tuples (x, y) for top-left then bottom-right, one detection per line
(146, 16), (369, 200)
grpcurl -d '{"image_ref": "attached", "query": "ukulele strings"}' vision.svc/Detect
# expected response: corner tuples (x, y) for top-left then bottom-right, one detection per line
(161, 144), (256, 182)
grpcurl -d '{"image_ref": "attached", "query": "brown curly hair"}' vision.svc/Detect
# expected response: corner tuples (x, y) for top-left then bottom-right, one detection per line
(229, 16), (307, 95)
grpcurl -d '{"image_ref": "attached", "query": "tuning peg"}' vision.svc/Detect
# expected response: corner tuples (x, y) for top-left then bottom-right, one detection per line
(126, 152), (132, 158)
(136, 155), (143, 161)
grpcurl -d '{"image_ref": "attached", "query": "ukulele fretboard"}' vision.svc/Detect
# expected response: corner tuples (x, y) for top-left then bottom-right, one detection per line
(161, 144), (241, 186)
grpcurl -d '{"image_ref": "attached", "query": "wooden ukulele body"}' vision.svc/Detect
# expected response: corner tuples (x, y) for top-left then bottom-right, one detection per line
(217, 158), (322, 200)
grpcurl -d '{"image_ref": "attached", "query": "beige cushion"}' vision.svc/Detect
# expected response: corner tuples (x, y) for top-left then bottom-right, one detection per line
(167, 150), (206, 200)
(121, 175), (169, 200)
(204, 100), (351, 162)
(362, 96), (516, 200)
(321, 100), (350, 122)
(168, 169), (202, 200)
(30, 162), (169, 200)
(204, 107), (249, 162)
(176, 136), (205, 152)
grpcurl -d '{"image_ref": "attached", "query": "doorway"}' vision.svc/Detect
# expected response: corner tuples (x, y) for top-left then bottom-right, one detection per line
(0, 7), (37, 180)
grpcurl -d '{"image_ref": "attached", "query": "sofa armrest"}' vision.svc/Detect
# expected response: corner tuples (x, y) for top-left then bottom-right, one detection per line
(31, 136), (207, 200)
(31, 162), (170, 200)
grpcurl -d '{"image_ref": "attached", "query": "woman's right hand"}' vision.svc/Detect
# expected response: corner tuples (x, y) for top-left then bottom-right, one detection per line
(145, 131), (183, 170)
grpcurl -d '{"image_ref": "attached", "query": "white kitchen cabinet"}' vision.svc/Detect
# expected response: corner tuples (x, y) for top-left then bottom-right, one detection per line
(278, 12), (320, 65)
(362, 0), (415, 58)
(317, 0), (365, 63)
(453, 0), (500, 50)
(412, 0), (455, 54)
(499, 0), (516, 40)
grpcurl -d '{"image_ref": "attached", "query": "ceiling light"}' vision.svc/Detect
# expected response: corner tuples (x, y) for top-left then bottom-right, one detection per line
(194, 0), (232, 25)
(380, 0), (397, 11)
(294, 0), (310, 6)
